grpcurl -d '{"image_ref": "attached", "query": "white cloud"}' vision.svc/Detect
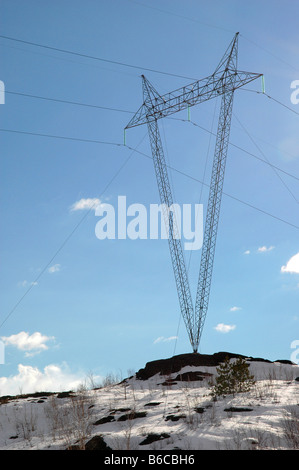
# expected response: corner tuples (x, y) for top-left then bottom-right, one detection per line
(48, 264), (61, 274)
(214, 323), (236, 333)
(1, 331), (55, 357)
(153, 336), (178, 344)
(230, 306), (242, 312)
(70, 198), (101, 212)
(281, 252), (299, 274)
(0, 363), (86, 396)
(257, 246), (275, 253)
(279, 135), (299, 161)
(18, 280), (38, 287)
(243, 250), (250, 255)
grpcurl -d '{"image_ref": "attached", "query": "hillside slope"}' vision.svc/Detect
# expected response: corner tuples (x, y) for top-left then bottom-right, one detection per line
(0, 352), (298, 450)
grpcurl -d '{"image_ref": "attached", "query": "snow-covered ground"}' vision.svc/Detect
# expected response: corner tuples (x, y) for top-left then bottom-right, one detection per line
(0, 358), (298, 450)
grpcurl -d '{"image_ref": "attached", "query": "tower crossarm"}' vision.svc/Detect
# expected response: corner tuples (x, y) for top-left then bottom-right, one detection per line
(125, 70), (262, 129)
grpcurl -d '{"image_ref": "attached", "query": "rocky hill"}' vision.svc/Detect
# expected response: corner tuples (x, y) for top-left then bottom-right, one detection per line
(0, 352), (298, 451)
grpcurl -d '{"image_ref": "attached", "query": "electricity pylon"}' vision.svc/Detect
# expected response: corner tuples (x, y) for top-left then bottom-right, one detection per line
(125, 33), (262, 353)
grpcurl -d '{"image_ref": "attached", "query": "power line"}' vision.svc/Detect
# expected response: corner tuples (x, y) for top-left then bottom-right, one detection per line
(265, 93), (299, 117)
(5, 89), (299, 182)
(170, 118), (299, 183)
(0, 127), (123, 147)
(130, 2), (298, 74)
(0, 134), (147, 330)
(6, 90), (134, 114)
(127, 0), (234, 34)
(240, 34), (299, 73)
(175, 113), (299, 206)
(1, 126), (298, 229)
(0, 34), (197, 81)
(233, 112), (299, 205)
(2, 33), (297, 94)
(125, 145), (299, 231)
(186, 100), (218, 275)
(8, 85), (299, 123)
(0, 41), (139, 78)
(1, 130), (298, 329)
(128, 1), (297, 74)
(241, 88), (299, 117)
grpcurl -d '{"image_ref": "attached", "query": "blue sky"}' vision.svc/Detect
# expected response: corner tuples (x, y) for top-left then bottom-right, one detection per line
(0, 0), (298, 394)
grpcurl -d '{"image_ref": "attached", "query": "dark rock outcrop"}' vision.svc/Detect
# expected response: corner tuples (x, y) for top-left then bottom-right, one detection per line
(139, 433), (170, 446)
(93, 415), (115, 425)
(174, 370), (213, 381)
(117, 411), (147, 422)
(144, 402), (162, 407)
(135, 352), (246, 380)
(165, 414), (186, 422)
(275, 359), (295, 365)
(85, 435), (112, 451)
(194, 407), (205, 414)
(135, 351), (288, 381)
(224, 407), (253, 412)
(57, 391), (74, 399)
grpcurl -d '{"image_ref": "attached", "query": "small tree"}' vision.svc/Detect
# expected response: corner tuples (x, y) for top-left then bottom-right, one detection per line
(232, 357), (255, 393)
(212, 356), (236, 397)
(212, 356), (255, 398)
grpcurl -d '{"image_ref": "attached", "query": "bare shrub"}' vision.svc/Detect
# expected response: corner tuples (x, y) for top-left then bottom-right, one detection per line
(44, 388), (95, 449)
(223, 427), (280, 450)
(282, 405), (299, 449)
(8, 403), (39, 446)
(99, 371), (122, 388)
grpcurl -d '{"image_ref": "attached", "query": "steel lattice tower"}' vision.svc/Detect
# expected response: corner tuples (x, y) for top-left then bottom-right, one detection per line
(125, 33), (262, 353)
